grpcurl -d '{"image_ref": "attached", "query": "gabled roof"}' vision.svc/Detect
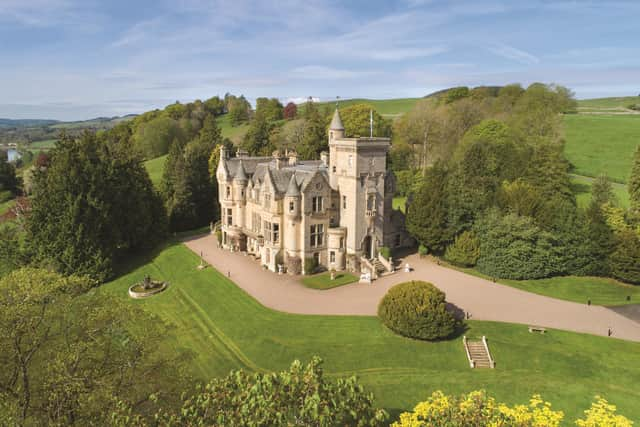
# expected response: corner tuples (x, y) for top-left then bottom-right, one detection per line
(330, 108), (344, 130)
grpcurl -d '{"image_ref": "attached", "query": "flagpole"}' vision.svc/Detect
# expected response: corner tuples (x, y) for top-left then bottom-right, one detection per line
(370, 109), (373, 138)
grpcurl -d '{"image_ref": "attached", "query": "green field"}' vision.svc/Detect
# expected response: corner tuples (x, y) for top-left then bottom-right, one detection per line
(563, 114), (640, 183)
(28, 139), (57, 149)
(577, 96), (640, 110)
(570, 174), (630, 209)
(301, 271), (358, 289)
(217, 114), (250, 143)
(144, 154), (167, 188)
(103, 243), (640, 423)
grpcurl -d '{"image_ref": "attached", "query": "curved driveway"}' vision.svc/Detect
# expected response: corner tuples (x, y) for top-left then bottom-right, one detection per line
(185, 234), (640, 342)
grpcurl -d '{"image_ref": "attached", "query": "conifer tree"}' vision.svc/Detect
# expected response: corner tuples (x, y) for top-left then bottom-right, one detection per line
(629, 145), (640, 216)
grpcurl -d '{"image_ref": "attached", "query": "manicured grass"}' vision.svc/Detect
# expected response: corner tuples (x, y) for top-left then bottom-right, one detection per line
(301, 271), (358, 289)
(570, 174), (630, 209)
(103, 243), (640, 422)
(563, 114), (640, 183)
(393, 196), (407, 213)
(144, 154), (167, 188)
(501, 276), (640, 307)
(452, 263), (639, 307)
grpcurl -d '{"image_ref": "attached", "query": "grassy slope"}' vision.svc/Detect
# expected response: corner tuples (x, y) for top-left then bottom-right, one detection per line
(563, 114), (640, 183)
(103, 243), (640, 422)
(301, 98), (420, 118)
(217, 114), (250, 143)
(301, 272), (359, 289)
(144, 154), (167, 188)
(570, 174), (630, 209)
(577, 96), (640, 109)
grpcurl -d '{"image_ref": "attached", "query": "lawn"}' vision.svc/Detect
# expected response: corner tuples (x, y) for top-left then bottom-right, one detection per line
(563, 114), (640, 183)
(570, 173), (630, 209)
(103, 243), (640, 423)
(452, 263), (640, 307)
(144, 154), (167, 188)
(501, 276), (640, 307)
(301, 271), (359, 289)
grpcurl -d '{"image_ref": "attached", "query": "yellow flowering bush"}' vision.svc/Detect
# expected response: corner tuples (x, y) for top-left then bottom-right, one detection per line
(575, 396), (633, 427)
(392, 390), (563, 427)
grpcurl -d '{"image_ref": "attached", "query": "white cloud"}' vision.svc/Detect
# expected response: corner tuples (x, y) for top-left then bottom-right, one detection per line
(290, 65), (376, 80)
(487, 43), (539, 65)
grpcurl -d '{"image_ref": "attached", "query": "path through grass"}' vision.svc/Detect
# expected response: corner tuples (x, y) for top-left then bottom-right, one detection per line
(103, 243), (640, 422)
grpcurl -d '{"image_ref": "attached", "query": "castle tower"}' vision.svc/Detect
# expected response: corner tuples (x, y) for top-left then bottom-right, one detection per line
(284, 173), (300, 258)
(232, 160), (247, 229)
(328, 108), (344, 189)
(328, 107), (391, 260)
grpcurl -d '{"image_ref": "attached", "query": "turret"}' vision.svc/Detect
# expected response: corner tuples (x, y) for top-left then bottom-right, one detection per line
(328, 108), (344, 142)
(284, 173), (300, 218)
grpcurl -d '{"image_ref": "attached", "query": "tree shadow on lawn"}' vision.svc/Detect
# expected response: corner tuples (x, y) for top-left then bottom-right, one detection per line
(111, 239), (181, 281)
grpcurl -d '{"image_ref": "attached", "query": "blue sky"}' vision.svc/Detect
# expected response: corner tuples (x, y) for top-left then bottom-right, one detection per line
(1, 0), (639, 120)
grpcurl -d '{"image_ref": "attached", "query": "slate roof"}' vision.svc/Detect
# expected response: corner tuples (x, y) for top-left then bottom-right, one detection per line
(225, 157), (329, 196)
(329, 108), (344, 130)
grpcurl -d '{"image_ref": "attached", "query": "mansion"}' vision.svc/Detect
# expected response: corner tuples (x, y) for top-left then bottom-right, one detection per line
(216, 108), (412, 276)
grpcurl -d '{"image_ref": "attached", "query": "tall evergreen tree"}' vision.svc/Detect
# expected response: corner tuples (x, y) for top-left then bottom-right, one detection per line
(406, 163), (452, 252)
(0, 150), (18, 197)
(26, 132), (167, 281)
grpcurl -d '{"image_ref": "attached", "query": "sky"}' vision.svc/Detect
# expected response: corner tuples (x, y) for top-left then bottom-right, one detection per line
(1, 0), (639, 121)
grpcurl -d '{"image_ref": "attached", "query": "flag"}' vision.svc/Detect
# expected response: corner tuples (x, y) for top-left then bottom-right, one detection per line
(370, 109), (373, 137)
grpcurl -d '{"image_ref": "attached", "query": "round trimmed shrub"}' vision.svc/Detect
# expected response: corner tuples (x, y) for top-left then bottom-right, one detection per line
(378, 281), (458, 340)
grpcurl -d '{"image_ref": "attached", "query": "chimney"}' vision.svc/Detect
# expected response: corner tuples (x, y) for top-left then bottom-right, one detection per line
(320, 151), (328, 167)
(287, 150), (298, 166)
(272, 150), (286, 170)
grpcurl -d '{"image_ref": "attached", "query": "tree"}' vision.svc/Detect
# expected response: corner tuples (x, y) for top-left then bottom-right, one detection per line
(132, 116), (185, 159)
(474, 210), (562, 280)
(406, 164), (452, 253)
(0, 150), (18, 198)
(298, 107), (327, 160)
(378, 281), (459, 340)
(0, 268), (188, 425)
(26, 132), (167, 281)
(142, 358), (388, 426)
(339, 103), (392, 138)
(444, 86), (470, 104)
(163, 119), (220, 231)
(227, 95), (251, 126)
(283, 101), (297, 120)
(609, 230), (640, 284)
(255, 97), (284, 122)
(591, 174), (616, 207)
(241, 112), (274, 155)
(203, 95), (225, 116)
(444, 231), (480, 267)
(629, 145), (640, 216)
(393, 390), (564, 427)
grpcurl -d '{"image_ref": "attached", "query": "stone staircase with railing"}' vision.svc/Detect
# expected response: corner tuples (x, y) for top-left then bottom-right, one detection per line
(371, 258), (387, 276)
(463, 336), (495, 369)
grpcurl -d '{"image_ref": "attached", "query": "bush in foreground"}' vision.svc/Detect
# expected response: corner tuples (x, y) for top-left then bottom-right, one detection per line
(113, 357), (388, 426)
(393, 390), (632, 427)
(378, 281), (458, 340)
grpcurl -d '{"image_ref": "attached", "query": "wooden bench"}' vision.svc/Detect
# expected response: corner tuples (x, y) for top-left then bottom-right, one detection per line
(528, 326), (546, 334)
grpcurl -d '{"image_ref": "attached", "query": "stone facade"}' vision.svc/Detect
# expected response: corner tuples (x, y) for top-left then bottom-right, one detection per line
(216, 108), (413, 275)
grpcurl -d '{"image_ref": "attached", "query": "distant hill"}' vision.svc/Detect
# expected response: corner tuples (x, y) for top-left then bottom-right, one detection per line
(0, 118), (60, 128)
(50, 114), (138, 130)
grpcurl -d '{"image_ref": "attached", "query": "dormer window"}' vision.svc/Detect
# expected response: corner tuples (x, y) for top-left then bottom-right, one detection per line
(289, 201), (295, 212)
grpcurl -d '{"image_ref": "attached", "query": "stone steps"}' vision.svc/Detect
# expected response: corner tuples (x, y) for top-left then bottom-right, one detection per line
(463, 337), (495, 369)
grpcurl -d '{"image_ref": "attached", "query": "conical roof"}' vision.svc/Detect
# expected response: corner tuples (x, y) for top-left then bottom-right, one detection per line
(330, 108), (344, 130)
(285, 173), (300, 197)
(233, 160), (247, 181)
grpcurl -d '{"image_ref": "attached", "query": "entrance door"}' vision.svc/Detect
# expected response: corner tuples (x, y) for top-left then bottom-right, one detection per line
(363, 235), (373, 260)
